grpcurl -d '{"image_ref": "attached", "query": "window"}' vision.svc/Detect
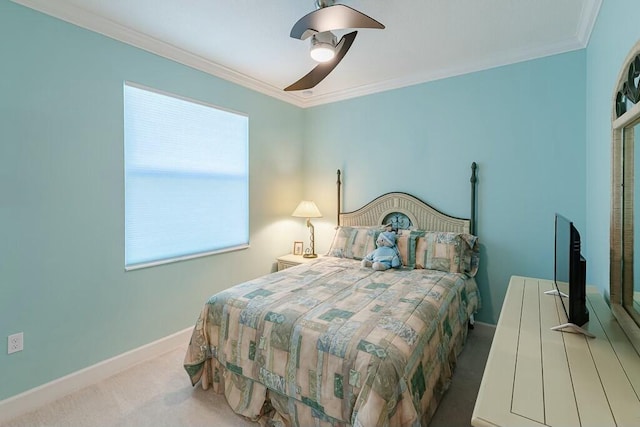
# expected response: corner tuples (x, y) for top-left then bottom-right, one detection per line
(124, 82), (249, 270)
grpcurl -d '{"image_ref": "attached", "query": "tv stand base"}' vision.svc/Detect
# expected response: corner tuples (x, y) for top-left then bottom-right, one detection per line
(544, 290), (595, 337)
(543, 289), (568, 298)
(550, 322), (596, 338)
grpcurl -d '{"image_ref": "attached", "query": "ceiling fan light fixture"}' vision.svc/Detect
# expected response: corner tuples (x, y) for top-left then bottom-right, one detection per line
(310, 32), (336, 62)
(310, 44), (335, 62)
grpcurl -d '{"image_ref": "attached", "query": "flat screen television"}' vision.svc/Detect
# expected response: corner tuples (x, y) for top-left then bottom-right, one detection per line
(552, 213), (591, 335)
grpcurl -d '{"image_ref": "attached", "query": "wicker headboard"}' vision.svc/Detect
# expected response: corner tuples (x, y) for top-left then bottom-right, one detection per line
(337, 162), (478, 235)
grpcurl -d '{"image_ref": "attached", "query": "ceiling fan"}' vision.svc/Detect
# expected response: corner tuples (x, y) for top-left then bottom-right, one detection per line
(284, 0), (385, 92)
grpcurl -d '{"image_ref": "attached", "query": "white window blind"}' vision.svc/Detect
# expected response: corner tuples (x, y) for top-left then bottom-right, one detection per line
(124, 83), (249, 270)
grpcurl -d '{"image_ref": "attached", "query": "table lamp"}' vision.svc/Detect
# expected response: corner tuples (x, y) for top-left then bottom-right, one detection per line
(292, 200), (322, 258)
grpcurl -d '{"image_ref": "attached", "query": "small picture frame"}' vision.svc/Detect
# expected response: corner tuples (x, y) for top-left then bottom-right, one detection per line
(293, 241), (304, 256)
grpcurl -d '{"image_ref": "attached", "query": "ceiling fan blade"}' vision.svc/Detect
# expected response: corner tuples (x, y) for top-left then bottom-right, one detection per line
(285, 31), (357, 92)
(290, 4), (383, 40)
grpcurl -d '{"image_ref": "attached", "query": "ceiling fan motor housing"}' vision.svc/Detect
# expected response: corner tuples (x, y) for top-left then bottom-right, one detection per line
(315, 0), (335, 9)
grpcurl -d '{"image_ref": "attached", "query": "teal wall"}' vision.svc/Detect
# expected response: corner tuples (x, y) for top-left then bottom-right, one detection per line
(585, 1), (640, 300)
(0, 1), (305, 401)
(303, 51), (587, 325)
(3, 0), (634, 405)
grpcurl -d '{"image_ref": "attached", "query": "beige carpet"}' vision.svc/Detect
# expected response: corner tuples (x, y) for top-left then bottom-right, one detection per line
(2, 323), (494, 427)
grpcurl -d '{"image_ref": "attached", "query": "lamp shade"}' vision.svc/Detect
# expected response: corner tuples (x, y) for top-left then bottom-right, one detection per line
(292, 200), (322, 218)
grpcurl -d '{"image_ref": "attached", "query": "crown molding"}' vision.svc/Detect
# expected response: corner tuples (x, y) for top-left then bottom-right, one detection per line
(575, 0), (602, 47)
(11, 0), (602, 109)
(299, 0), (603, 107)
(10, 0), (308, 108)
(298, 0), (602, 107)
(297, 37), (590, 108)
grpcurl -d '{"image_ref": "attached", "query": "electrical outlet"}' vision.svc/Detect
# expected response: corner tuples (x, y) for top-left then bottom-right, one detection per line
(8, 332), (23, 354)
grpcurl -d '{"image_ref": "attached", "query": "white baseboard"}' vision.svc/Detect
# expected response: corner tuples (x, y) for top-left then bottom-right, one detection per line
(0, 327), (193, 424)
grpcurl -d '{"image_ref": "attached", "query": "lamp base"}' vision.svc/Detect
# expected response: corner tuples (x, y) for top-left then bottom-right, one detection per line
(303, 253), (318, 259)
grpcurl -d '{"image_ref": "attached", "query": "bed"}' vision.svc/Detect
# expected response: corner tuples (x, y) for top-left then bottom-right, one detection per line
(184, 163), (481, 427)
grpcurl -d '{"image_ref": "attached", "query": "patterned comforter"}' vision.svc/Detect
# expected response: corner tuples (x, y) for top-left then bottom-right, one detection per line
(184, 257), (480, 427)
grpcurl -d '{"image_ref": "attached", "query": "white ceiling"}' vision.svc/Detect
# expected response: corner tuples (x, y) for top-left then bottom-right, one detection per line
(13, 0), (602, 107)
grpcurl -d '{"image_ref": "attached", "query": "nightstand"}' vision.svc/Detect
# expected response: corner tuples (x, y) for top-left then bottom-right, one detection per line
(276, 254), (323, 271)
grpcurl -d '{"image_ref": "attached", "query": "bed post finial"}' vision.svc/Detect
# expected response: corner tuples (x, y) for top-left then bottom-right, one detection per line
(470, 162), (478, 235)
(337, 169), (342, 226)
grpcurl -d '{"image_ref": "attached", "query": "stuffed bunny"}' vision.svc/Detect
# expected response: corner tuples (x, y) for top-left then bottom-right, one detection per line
(361, 231), (401, 271)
